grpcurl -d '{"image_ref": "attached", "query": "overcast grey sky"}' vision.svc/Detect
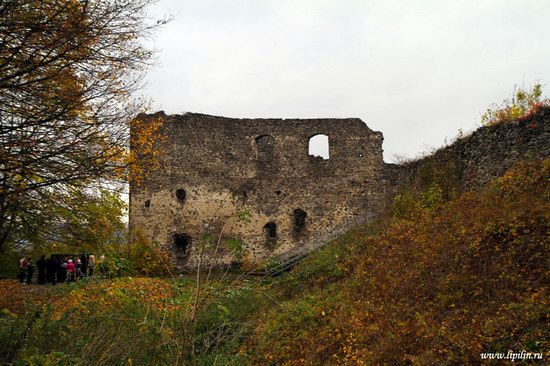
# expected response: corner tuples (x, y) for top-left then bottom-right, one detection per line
(143, 0), (550, 162)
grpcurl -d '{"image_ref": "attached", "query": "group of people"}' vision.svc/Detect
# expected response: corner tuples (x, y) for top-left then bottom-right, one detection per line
(18, 254), (104, 285)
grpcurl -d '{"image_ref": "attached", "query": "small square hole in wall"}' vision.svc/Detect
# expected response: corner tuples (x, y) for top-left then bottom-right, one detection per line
(144, 199), (151, 208)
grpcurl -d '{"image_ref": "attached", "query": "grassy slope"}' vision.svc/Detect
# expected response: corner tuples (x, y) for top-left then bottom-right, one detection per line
(241, 158), (549, 365)
(0, 159), (547, 365)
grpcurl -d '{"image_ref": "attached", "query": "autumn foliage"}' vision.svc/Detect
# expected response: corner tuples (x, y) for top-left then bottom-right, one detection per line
(0, 0), (165, 252)
(481, 83), (550, 126)
(125, 230), (172, 276)
(127, 114), (167, 186)
(244, 158), (549, 365)
(53, 277), (178, 317)
(0, 159), (547, 365)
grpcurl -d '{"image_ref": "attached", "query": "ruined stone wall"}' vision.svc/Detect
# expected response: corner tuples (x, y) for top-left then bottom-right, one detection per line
(385, 107), (550, 192)
(130, 112), (386, 270)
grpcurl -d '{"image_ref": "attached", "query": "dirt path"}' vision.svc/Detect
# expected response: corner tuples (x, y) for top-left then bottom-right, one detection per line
(0, 279), (53, 315)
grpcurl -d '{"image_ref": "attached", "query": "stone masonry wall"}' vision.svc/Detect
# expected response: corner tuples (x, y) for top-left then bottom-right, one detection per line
(385, 107), (550, 191)
(130, 112), (386, 271)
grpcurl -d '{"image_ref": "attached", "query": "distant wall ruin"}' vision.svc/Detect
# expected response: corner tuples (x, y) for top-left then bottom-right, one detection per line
(385, 107), (550, 191)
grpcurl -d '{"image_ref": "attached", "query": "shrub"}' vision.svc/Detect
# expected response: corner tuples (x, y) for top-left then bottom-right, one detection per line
(481, 83), (549, 125)
(125, 231), (172, 276)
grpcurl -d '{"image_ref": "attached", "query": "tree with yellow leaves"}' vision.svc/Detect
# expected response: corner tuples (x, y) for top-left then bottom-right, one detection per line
(0, 0), (167, 252)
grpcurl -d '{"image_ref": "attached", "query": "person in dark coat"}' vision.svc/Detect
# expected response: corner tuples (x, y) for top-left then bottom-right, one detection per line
(80, 253), (88, 278)
(36, 255), (47, 284)
(46, 255), (57, 285)
(57, 257), (67, 283)
(26, 258), (34, 284)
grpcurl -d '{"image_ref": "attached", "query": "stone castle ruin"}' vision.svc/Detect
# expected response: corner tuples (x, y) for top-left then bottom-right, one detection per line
(129, 108), (549, 271)
(129, 112), (390, 270)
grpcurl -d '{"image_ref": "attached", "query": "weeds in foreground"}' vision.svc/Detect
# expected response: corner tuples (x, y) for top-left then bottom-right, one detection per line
(0, 275), (267, 365)
(1, 159), (548, 365)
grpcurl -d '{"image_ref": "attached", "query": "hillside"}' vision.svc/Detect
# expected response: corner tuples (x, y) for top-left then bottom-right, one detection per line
(1, 162), (548, 364)
(234, 157), (549, 365)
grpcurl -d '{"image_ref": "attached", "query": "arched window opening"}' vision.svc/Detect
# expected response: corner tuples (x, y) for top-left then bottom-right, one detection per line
(175, 188), (186, 201)
(308, 134), (329, 159)
(255, 135), (276, 161)
(144, 199), (151, 208)
(293, 209), (307, 231)
(263, 222), (277, 240)
(174, 234), (191, 255)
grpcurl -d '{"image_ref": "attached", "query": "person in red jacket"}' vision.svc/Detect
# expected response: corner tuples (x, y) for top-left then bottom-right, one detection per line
(66, 259), (75, 281)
